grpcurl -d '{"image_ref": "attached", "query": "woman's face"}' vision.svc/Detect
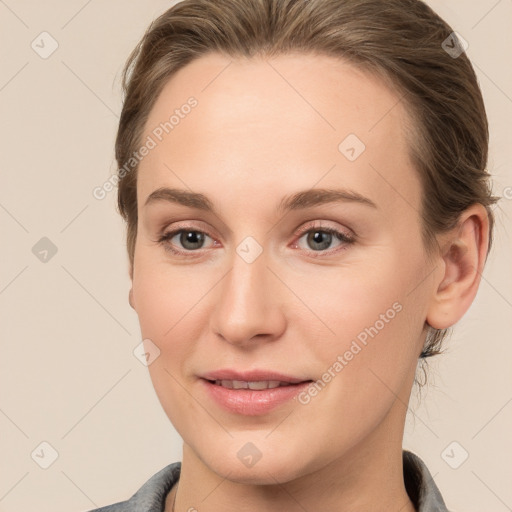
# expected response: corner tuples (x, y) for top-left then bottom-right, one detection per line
(131, 53), (435, 482)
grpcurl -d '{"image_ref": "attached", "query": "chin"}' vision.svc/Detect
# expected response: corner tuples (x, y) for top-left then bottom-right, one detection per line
(212, 459), (306, 486)
(194, 438), (315, 486)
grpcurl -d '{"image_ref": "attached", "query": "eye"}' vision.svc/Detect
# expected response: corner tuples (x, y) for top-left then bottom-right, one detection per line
(156, 227), (216, 256)
(155, 222), (355, 258)
(293, 223), (355, 256)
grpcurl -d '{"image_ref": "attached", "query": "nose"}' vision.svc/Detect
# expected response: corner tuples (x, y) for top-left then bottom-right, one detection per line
(209, 247), (286, 347)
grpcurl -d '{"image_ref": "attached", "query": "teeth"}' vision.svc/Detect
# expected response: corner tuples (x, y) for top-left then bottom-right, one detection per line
(231, 380), (248, 389)
(214, 380), (292, 389)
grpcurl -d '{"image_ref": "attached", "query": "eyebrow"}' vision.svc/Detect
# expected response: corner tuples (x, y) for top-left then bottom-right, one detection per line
(143, 186), (378, 213)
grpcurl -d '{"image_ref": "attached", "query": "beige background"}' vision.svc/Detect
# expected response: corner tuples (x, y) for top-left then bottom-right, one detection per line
(1, 1), (511, 511)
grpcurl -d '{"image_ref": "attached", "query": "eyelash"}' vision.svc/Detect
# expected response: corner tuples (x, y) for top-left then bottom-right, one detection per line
(155, 222), (355, 258)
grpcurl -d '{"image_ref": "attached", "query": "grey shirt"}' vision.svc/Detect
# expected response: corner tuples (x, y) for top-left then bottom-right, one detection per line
(86, 450), (451, 511)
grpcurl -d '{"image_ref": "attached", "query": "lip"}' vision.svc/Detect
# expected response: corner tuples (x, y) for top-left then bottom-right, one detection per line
(200, 369), (309, 384)
(199, 369), (313, 416)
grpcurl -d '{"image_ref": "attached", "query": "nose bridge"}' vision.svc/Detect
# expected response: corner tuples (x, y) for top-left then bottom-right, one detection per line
(211, 240), (282, 344)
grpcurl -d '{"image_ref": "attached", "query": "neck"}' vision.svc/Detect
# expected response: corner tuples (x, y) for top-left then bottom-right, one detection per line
(165, 399), (417, 512)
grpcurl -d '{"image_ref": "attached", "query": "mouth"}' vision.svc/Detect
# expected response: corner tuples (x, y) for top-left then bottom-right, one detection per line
(205, 379), (302, 390)
(198, 370), (314, 415)
(200, 368), (312, 385)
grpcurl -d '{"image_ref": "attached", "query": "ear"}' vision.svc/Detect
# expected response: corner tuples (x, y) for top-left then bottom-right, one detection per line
(426, 203), (490, 330)
(128, 264), (135, 310)
(129, 288), (135, 310)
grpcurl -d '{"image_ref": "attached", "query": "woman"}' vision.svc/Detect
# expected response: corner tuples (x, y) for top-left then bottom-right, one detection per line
(88, 0), (498, 510)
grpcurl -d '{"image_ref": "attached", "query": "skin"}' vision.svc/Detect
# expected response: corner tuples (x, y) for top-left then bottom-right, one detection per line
(128, 53), (489, 511)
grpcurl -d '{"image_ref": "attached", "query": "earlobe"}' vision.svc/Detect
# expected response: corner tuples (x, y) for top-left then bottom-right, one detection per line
(426, 204), (489, 330)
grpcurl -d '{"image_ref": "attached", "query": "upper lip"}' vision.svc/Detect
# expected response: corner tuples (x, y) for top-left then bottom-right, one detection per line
(200, 369), (311, 384)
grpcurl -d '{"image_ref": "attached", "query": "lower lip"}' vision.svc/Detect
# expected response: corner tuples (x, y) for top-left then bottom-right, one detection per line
(200, 379), (312, 416)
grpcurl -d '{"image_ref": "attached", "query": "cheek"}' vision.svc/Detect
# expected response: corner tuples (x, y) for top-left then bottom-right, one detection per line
(301, 258), (410, 349)
(292, 274), (419, 450)
(299, 254), (422, 397)
(132, 263), (209, 430)
(132, 256), (205, 340)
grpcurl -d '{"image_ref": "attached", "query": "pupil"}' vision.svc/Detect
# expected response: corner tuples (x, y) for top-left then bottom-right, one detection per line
(182, 231), (204, 249)
(309, 230), (331, 250)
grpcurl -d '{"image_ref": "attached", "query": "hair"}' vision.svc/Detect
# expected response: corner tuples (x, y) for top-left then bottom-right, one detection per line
(114, 0), (499, 367)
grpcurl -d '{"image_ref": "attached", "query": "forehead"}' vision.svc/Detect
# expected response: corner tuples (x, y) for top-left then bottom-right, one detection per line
(137, 52), (421, 222)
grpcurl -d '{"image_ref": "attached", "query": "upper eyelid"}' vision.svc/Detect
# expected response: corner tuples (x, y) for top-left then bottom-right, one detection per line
(161, 220), (352, 237)
(295, 221), (354, 237)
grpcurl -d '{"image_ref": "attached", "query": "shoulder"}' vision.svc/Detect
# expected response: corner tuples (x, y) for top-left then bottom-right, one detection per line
(403, 450), (453, 512)
(83, 461), (181, 512)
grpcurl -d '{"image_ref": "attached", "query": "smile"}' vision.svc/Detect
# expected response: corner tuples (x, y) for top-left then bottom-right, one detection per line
(210, 380), (293, 390)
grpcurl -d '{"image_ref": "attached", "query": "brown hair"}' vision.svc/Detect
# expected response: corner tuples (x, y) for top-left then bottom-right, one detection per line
(115, 0), (499, 362)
